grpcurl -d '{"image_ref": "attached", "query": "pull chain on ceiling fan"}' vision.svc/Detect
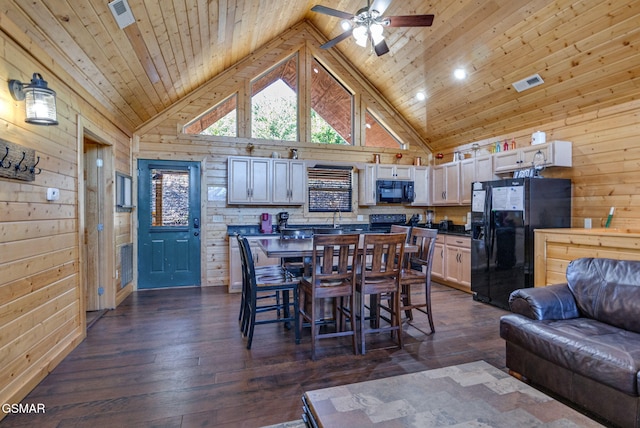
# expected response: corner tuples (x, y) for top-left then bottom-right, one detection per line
(311, 0), (434, 56)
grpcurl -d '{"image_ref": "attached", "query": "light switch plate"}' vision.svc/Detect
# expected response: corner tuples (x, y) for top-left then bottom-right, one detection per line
(46, 188), (60, 201)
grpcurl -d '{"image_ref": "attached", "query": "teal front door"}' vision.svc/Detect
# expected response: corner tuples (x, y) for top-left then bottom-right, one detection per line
(137, 160), (201, 289)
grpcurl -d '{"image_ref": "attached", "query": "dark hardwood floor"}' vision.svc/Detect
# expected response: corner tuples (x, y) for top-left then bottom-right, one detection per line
(2, 283), (510, 428)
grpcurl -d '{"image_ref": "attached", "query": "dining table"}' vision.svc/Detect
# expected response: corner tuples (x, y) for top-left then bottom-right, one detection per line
(255, 234), (418, 259)
(256, 233), (418, 329)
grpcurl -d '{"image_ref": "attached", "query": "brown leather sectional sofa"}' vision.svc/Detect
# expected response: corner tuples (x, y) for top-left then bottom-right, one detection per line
(500, 258), (640, 428)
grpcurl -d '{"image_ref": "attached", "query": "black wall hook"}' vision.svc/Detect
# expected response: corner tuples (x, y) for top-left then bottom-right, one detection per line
(0, 147), (10, 168)
(30, 156), (41, 175)
(15, 151), (26, 172)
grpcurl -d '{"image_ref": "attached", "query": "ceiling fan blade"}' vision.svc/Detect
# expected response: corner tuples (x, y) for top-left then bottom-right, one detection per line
(319, 30), (353, 49)
(374, 40), (390, 56)
(311, 5), (354, 20)
(386, 14), (434, 27)
(370, 0), (392, 15)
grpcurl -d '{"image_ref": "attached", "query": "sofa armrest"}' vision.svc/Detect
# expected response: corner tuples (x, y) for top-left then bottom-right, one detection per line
(509, 284), (580, 320)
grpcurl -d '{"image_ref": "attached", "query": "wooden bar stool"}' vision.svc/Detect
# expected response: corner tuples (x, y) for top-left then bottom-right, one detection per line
(398, 227), (438, 333)
(298, 233), (359, 360)
(356, 232), (405, 354)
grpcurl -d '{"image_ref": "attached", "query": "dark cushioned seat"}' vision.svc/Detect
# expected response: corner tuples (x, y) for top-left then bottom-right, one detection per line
(500, 258), (640, 428)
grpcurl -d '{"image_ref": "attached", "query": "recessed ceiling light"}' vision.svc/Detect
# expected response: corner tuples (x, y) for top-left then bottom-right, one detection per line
(454, 68), (467, 80)
(416, 92), (426, 101)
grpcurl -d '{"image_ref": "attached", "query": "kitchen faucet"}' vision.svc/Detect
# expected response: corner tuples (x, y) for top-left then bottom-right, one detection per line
(333, 209), (341, 228)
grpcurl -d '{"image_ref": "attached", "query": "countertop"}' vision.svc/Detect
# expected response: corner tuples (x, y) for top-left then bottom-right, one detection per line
(227, 223), (471, 237)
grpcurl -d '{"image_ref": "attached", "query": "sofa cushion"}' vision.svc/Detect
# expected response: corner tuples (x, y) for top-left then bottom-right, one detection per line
(500, 313), (640, 396)
(566, 258), (640, 333)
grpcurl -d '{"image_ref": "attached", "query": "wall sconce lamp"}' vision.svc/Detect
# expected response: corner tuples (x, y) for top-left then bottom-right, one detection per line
(8, 73), (58, 126)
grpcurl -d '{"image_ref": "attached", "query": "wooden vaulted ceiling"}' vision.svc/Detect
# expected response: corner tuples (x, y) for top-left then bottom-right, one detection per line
(3, 0), (639, 153)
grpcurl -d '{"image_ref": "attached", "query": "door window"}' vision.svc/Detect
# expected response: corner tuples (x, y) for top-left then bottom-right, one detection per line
(150, 169), (189, 227)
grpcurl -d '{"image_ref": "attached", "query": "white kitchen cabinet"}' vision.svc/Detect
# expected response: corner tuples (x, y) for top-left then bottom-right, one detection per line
(459, 155), (496, 204)
(443, 235), (471, 291)
(377, 164), (413, 180)
(272, 160), (306, 205)
(432, 163), (459, 205)
(358, 164), (377, 206)
(411, 166), (430, 206)
(459, 159), (476, 205)
(431, 234), (445, 280)
(228, 235), (281, 293)
(493, 141), (572, 173)
(228, 157), (271, 204)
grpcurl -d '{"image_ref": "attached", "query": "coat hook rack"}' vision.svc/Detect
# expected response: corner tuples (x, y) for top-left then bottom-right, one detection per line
(0, 138), (38, 181)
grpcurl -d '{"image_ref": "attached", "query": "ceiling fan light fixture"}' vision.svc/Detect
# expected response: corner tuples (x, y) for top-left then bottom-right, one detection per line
(370, 23), (384, 45)
(353, 25), (368, 47)
(340, 19), (352, 31)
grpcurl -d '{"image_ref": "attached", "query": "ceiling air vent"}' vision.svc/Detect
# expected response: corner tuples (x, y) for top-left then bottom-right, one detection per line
(512, 73), (544, 92)
(108, 0), (136, 29)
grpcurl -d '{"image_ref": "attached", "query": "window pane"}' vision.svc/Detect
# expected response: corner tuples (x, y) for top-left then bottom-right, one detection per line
(364, 110), (403, 148)
(251, 55), (298, 141)
(150, 169), (189, 227)
(184, 94), (237, 137)
(307, 167), (352, 212)
(311, 59), (352, 145)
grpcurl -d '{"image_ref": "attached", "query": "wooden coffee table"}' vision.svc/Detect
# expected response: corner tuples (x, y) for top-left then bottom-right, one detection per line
(301, 360), (602, 427)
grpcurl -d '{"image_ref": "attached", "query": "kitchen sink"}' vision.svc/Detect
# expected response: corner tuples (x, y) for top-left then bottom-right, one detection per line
(313, 227), (344, 235)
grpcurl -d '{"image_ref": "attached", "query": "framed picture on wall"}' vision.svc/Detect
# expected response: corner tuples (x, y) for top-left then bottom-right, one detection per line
(116, 172), (133, 212)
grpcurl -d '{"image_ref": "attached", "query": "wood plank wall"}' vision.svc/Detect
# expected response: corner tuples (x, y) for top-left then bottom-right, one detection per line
(0, 27), (133, 411)
(437, 99), (640, 229)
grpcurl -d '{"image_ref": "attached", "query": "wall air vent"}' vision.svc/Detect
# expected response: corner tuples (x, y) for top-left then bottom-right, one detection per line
(108, 0), (136, 29)
(512, 73), (544, 92)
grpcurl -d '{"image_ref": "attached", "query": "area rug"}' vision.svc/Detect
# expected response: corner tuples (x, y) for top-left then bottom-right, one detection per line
(301, 360), (603, 427)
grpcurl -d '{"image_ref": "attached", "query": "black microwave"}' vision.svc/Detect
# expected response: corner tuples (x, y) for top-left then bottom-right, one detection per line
(376, 180), (415, 204)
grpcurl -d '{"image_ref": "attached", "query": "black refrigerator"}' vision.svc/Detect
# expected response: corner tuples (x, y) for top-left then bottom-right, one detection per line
(470, 178), (571, 310)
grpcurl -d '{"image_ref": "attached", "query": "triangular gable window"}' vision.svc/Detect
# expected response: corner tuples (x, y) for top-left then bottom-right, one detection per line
(183, 94), (237, 136)
(311, 59), (352, 145)
(364, 110), (404, 149)
(251, 54), (298, 141)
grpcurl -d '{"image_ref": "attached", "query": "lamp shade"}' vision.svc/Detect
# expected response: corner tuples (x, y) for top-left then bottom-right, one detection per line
(352, 25), (368, 47)
(9, 73), (58, 126)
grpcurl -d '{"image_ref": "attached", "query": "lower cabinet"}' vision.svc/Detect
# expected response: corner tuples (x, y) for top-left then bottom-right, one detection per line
(444, 235), (471, 292)
(431, 235), (445, 280)
(228, 235), (281, 293)
(431, 234), (471, 292)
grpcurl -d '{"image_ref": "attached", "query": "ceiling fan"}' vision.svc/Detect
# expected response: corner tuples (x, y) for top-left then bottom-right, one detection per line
(311, 0), (434, 56)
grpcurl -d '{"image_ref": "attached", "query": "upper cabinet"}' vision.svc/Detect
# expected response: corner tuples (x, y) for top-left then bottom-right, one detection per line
(432, 163), (459, 205)
(459, 155), (496, 204)
(494, 141), (572, 173)
(411, 166), (431, 206)
(376, 164), (414, 180)
(228, 156), (305, 205)
(228, 157), (272, 204)
(358, 164), (378, 206)
(272, 160), (306, 204)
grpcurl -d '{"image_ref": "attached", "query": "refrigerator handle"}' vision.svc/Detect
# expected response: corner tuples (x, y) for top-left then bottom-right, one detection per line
(483, 186), (492, 257)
